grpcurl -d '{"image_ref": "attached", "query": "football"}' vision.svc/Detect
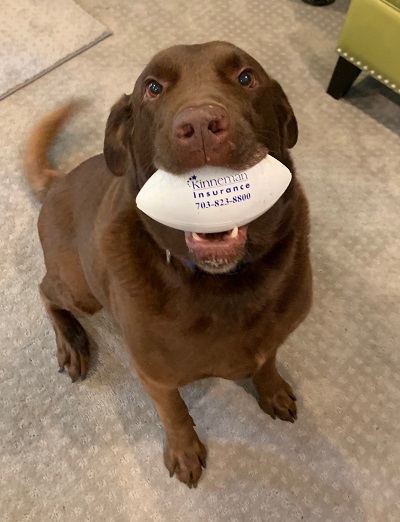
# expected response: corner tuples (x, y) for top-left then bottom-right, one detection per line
(136, 155), (292, 233)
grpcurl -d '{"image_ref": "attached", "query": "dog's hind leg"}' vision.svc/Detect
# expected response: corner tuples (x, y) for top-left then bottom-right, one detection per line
(39, 269), (102, 381)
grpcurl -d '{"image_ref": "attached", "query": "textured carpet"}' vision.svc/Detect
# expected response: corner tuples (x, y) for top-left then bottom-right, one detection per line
(1, 0), (400, 520)
(0, 0), (111, 100)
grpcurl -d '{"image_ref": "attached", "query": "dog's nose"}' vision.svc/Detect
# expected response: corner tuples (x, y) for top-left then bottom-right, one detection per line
(173, 105), (231, 154)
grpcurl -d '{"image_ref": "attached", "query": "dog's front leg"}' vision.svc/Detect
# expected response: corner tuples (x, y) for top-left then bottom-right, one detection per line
(137, 371), (207, 487)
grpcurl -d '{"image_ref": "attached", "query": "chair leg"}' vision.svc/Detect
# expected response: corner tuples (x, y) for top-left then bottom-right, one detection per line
(327, 56), (362, 99)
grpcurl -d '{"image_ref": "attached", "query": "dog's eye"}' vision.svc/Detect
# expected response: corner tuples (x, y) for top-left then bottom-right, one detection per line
(147, 80), (163, 97)
(238, 70), (255, 87)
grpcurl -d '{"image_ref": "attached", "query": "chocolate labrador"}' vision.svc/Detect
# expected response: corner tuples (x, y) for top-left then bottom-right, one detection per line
(24, 41), (312, 487)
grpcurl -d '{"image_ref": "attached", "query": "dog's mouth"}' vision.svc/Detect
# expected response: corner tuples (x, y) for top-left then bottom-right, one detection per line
(184, 225), (247, 273)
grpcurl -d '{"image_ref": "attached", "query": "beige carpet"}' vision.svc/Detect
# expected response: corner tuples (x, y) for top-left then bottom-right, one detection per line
(0, 0), (111, 100)
(1, 0), (400, 520)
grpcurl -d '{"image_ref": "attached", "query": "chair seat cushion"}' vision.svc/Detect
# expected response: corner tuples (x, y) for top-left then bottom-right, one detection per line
(337, 0), (400, 94)
(379, 0), (400, 11)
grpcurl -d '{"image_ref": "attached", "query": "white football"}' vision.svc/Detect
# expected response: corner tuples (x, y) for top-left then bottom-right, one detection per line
(136, 155), (292, 233)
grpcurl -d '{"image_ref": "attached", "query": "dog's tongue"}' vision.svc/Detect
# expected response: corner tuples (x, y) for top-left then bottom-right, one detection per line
(193, 229), (237, 242)
(184, 225), (247, 263)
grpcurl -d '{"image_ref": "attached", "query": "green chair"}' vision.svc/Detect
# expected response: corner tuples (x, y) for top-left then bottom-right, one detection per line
(327, 0), (400, 99)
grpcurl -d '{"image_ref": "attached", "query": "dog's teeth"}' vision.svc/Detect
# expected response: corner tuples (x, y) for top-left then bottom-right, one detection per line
(230, 226), (239, 238)
(192, 232), (202, 242)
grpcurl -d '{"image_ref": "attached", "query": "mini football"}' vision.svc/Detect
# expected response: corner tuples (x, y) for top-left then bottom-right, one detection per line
(136, 155), (292, 233)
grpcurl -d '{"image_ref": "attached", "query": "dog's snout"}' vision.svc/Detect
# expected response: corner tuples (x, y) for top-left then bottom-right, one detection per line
(173, 105), (231, 153)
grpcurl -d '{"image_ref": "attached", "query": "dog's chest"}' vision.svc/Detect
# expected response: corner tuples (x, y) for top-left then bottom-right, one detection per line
(130, 295), (275, 383)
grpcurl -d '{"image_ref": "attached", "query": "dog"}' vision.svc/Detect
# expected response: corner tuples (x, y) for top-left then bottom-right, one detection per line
(24, 41), (312, 488)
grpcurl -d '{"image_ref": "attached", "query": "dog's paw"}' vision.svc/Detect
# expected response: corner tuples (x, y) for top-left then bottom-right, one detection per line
(56, 334), (90, 382)
(259, 379), (297, 423)
(164, 434), (207, 488)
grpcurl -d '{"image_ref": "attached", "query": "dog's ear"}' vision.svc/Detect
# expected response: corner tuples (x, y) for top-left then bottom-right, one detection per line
(104, 94), (133, 176)
(271, 80), (298, 149)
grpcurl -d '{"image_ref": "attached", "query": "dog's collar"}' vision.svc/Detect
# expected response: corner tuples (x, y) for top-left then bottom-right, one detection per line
(166, 250), (244, 275)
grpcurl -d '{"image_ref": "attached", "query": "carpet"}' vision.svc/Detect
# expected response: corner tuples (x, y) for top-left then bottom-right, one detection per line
(1, 0), (399, 520)
(0, 0), (111, 100)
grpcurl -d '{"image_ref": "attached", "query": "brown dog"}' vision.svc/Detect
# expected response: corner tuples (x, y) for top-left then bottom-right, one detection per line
(24, 41), (312, 488)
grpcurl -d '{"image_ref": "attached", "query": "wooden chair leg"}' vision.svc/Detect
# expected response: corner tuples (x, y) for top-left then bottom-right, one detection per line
(327, 56), (362, 99)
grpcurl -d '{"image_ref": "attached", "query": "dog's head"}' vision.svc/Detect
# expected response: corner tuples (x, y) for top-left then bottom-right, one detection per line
(104, 41), (298, 274)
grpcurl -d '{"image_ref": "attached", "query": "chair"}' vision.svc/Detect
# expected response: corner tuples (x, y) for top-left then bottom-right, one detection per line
(327, 0), (400, 99)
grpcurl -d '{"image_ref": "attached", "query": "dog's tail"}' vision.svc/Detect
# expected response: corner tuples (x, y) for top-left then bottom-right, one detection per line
(23, 101), (82, 202)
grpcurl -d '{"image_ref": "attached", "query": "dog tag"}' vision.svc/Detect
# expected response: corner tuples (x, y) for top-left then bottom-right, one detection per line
(136, 155), (292, 233)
